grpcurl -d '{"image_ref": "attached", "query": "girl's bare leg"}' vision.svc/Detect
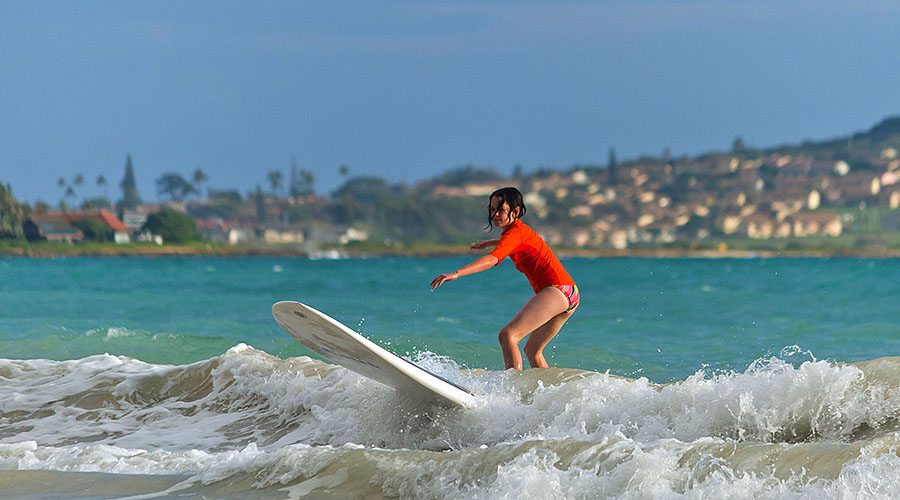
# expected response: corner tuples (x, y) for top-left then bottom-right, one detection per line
(523, 311), (572, 368)
(498, 287), (569, 370)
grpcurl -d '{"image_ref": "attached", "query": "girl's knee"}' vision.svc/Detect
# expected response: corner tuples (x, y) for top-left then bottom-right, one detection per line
(498, 328), (513, 345)
(498, 327), (522, 346)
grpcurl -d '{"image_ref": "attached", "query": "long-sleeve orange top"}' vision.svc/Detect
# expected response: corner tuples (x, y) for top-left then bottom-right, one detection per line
(488, 219), (576, 293)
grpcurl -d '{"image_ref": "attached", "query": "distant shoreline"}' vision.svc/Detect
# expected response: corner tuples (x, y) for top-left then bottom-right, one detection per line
(3, 241), (900, 258)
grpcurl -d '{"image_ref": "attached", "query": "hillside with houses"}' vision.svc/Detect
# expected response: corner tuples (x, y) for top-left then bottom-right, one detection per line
(2, 116), (900, 255)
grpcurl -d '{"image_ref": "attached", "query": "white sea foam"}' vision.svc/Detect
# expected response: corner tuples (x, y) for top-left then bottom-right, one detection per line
(3, 435), (900, 499)
(3, 346), (900, 498)
(85, 327), (135, 338)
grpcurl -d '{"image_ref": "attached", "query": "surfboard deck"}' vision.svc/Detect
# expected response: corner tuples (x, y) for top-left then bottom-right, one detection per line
(272, 301), (475, 407)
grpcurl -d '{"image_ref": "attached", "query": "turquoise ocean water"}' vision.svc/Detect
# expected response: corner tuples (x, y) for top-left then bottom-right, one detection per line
(2, 256), (900, 498)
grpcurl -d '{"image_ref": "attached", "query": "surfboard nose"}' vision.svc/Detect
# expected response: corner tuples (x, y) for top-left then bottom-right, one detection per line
(272, 300), (475, 408)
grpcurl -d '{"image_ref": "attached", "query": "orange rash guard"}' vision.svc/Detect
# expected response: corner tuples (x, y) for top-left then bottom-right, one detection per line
(488, 219), (576, 294)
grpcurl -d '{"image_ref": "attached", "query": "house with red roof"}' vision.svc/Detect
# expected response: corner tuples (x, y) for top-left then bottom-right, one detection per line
(24, 209), (132, 243)
(65, 209), (132, 243)
(23, 213), (84, 242)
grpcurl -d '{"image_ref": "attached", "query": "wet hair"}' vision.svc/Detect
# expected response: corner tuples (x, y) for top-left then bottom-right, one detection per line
(486, 187), (527, 231)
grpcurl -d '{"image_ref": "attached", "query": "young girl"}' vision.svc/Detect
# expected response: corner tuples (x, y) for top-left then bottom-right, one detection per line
(430, 187), (579, 370)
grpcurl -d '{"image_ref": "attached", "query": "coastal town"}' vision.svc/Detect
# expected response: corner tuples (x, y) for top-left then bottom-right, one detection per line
(2, 117), (900, 255)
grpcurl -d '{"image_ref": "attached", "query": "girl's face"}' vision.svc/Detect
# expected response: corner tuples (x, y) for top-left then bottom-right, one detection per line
(490, 196), (518, 228)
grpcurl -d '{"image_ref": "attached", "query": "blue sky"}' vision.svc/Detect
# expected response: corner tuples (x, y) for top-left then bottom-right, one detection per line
(2, 0), (898, 205)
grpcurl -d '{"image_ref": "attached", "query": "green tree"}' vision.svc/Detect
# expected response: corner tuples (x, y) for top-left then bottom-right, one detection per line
(332, 176), (393, 201)
(67, 174), (83, 207)
(63, 186), (76, 210)
(142, 209), (199, 243)
(120, 155), (142, 209)
(81, 198), (113, 210)
(71, 218), (112, 241)
(192, 169), (208, 198)
(513, 164), (523, 179)
(267, 170), (283, 196)
(0, 183), (25, 239)
(301, 170), (315, 195)
(96, 174), (108, 198)
(255, 185), (266, 223)
(156, 173), (199, 201)
(190, 188), (241, 220)
(608, 148), (618, 185)
(291, 169), (314, 197)
(207, 189), (242, 203)
(57, 177), (67, 207)
(433, 165), (501, 187)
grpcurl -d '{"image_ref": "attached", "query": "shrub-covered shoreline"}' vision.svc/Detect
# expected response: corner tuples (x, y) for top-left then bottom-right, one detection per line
(3, 237), (900, 259)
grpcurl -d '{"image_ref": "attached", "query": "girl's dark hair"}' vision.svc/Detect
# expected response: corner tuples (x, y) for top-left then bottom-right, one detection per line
(486, 186), (527, 231)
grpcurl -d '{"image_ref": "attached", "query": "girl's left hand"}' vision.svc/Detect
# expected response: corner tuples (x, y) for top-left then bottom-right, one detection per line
(430, 272), (458, 290)
(469, 239), (498, 250)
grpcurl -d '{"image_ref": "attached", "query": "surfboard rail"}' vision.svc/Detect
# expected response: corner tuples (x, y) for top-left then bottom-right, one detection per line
(272, 301), (475, 407)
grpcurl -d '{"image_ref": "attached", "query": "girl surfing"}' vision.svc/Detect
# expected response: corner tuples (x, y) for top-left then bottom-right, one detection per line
(431, 187), (579, 370)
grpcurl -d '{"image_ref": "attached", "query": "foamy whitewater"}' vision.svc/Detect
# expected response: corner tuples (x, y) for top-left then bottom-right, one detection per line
(2, 256), (900, 498)
(3, 347), (900, 498)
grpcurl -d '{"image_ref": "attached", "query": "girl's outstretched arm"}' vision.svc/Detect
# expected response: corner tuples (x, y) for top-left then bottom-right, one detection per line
(430, 254), (499, 290)
(470, 239), (500, 250)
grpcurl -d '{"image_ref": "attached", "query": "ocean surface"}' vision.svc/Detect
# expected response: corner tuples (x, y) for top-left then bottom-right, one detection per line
(2, 255), (900, 499)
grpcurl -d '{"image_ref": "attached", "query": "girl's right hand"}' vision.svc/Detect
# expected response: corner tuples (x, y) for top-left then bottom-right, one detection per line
(469, 240), (493, 250)
(430, 272), (459, 290)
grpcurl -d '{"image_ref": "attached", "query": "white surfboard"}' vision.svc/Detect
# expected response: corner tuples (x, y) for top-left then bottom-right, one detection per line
(272, 301), (475, 407)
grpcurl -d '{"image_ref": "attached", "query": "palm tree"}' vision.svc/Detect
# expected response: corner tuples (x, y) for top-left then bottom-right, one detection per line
(97, 175), (107, 199)
(67, 174), (84, 205)
(300, 170), (314, 195)
(192, 169), (208, 198)
(58, 177), (67, 210)
(268, 170), (283, 197)
(62, 186), (76, 212)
